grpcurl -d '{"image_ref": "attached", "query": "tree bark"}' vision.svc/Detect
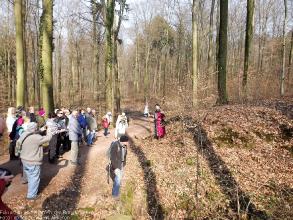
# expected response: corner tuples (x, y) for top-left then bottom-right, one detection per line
(207, 0), (215, 69)
(192, 0), (198, 107)
(40, 0), (54, 114)
(217, 0), (228, 104)
(14, 0), (26, 107)
(105, 0), (115, 113)
(288, 30), (293, 80)
(57, 34), (62, 106)
(281, 0), (287, 96)
(242, 0), (255, 100)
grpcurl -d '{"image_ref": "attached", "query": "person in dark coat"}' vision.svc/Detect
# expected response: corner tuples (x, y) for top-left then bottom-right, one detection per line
(28, 107), (37, 123)
(107, 135), (128, 198)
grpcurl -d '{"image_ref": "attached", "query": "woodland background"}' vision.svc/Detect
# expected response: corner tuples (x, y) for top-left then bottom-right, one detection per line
(0, 0), (292, 116)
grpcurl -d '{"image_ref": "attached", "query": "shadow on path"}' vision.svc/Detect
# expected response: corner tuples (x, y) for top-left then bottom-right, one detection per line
(42, 144), (90, 219)
(183, 116), (269, 219)
(128, 136), (164, 220)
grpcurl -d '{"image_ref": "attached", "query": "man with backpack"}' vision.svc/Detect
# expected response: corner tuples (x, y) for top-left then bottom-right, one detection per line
(16, 122), (52, 200)
(107, 135), (128, 198)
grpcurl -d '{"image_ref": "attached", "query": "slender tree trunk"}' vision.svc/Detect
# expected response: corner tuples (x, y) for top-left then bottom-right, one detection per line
(57, 34), (62, 106)
(14, 0), (26, 107)
(288, 30), (293, 81)
(208, 0), (215, 69)
(134, 37), (139, 93)
(92, 0), (100, 101)
(23, 0), (29, 106)
(105, 0), (115, 113)
(41, 0), (54, 114)
(217, 0), (228, 104)
(281, 0), (287, 96)
(144, 43), (150, 101)
(242, 0), (255, 100)
(192, 0), (198, 107)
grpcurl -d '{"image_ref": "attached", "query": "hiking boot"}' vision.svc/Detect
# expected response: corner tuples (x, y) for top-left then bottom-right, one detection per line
(70, 161), (80, 166)
(27, 195), (39, 201)
(21, 180), (28, 184)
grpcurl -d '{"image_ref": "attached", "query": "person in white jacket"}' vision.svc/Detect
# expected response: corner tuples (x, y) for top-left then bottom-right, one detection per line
(114, 112), (128, 139)
(6, 107), (17, 134)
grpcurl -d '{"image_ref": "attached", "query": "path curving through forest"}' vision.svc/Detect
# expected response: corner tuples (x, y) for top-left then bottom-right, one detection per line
(0, 114), (153, 219)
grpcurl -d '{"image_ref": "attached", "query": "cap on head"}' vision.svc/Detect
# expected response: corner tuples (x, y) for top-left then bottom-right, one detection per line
(26, 122), (38, 132)
(119, 135), (129, 142)
(155, 104), (160, 110)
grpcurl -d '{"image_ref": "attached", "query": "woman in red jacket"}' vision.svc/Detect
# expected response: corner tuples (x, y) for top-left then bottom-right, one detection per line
(0, 168), (20, 219)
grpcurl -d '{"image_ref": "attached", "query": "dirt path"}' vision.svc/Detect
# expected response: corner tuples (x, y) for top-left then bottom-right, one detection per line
(1, 116), (153, 219)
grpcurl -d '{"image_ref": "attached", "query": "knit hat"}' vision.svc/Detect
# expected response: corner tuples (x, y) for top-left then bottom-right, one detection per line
(38, 108), (45, 117)
(119, 135), (129, 142)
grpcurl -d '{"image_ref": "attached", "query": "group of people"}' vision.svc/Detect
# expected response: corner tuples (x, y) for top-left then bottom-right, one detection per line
(0, 102), (166, 218)
(1, 106), (101, 201)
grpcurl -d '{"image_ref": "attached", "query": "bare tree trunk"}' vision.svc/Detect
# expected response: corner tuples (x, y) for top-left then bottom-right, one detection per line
(134, 36), (140, 93)
(40, 0), (54, 114)
(281, 0), (287, 96)
(105, 0), (114, 113)
(14, 0), (26, 107)
(242, 0), (255, 100)
(288, 30), (293, 81)
(217, 0), (228, 104)
(208, 0), (215, 69)
(144, 43), (150, 101)
(192, 0), (198, 107)
(57, 34), (62, 106)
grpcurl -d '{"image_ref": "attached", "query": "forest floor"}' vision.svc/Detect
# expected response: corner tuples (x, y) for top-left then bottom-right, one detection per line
(0, 99), (292, 219)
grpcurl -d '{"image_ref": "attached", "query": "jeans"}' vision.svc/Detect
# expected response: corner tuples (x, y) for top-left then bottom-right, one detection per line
(112, 168), (123, 197)
(87, 131), (95, 145)
(70, 141), (79, 163)
(22, 162), (40, 199)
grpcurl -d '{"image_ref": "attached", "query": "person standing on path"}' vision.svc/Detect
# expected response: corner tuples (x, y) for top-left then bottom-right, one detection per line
(68, 110), (82, 165)
(102, 115), (110, 137)
(16, 122), (52, 200)
(77, 109), (88, 143)
(28, 106), (37, 123)
(107, 135), (128, 198)
(85, 109), (97, 146)
(154, 104), (166, 139)
(114, 112), (128, 139)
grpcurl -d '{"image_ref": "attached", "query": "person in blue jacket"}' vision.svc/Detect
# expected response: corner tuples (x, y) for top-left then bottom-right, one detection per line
(77, 109), (87, 143)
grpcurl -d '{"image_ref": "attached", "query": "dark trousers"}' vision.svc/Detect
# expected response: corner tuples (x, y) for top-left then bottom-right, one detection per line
(104, 128), (108, 136)
(48, 134), (58, 162)
(63, 135), (71, 151)
(9, 140), (18, 160)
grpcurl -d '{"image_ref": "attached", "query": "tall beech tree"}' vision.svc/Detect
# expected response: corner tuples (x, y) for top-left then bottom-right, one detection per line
(280, 0), (287, 96)
(217, 0), (228, 104)
(105, 0), (115, 116)
(192, 0), (198, 107)
(40, 0), (54, 114)
(242, 0), (255, 100)
(14, 0), (25, 107)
